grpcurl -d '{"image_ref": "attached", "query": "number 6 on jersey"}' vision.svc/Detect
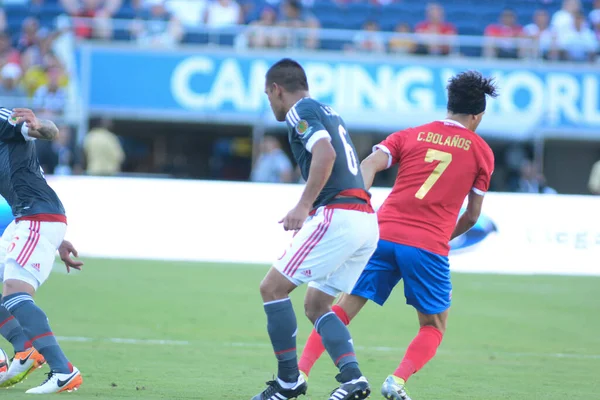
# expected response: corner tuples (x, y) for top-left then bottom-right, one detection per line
(338, 125), (359, 176)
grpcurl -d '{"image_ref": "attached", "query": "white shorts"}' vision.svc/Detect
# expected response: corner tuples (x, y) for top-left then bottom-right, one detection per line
(0, 220), (67, 290)
(274, 207), (379, 297)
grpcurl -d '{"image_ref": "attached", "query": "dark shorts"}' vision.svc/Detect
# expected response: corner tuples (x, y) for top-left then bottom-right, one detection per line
(351, 239), (452, 314)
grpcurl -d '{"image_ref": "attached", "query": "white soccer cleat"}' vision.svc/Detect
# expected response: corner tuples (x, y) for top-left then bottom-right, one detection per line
(25, 366), (82, 394)
(0, 347), (46, 388)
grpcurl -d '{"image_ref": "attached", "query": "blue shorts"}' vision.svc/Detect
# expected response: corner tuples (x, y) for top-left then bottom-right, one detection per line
(351, 239), (451, 314)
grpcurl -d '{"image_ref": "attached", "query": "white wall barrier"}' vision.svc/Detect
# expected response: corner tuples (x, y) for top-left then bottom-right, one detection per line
(46, 176), (600, 276)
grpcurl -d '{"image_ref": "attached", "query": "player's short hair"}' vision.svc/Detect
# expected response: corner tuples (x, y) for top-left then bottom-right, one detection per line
(266, 58), (309, 93)
(447, 71), (498, 115)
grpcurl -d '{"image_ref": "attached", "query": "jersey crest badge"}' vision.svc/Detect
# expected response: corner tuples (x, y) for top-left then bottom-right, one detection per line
(7, 116), (17, 127)
(296, 120), (311, 136)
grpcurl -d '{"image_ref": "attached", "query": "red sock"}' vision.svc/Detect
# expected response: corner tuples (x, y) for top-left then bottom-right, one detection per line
(394, 326), (443, 382)
(298, 305), (350, 375)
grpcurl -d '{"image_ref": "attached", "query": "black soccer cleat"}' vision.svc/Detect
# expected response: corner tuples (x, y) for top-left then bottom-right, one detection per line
(251, 376), (307, 400)
(329, 375), (371, 400)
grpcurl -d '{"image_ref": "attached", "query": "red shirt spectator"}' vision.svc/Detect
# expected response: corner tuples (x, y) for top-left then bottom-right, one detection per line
(484, 9), (523, 58)
(0, 33), (21, 66)
(414, 2), (456, 55)
(61, 0), (121, 39)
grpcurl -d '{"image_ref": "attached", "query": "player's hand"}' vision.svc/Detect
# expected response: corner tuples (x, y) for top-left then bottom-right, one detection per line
(11, 108), (41, 131)
(279, 203), (310, 231)
(58, 240), (84, 273)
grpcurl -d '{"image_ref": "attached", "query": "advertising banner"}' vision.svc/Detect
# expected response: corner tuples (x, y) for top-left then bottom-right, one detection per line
(81, 45), (600, 138)
(42, 176), (600, 276)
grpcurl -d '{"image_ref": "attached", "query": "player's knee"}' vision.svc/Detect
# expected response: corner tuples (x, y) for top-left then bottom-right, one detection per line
(259, 279), (287, 302)
(418, 310), (447, 334)
(304, 301), (329, 324)
(3, 279), (35, 297)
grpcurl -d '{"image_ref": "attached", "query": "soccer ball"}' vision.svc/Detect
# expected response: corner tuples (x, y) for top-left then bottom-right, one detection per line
(0, 348), (8, 381)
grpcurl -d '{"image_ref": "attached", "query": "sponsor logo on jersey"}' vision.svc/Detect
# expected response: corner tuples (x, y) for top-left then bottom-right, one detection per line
(449, 211), (497, 253)
(296, 120), (310, 136)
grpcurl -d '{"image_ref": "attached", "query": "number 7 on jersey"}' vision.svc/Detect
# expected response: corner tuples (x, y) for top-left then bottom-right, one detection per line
(415, 149), (453, 199)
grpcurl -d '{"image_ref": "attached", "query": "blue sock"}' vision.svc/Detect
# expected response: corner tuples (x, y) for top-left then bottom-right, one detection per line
(315, 311), (362, 382)
(264, 298), (299, 384)
(3, 293), (71, 374)
(0, 298), (28, 352)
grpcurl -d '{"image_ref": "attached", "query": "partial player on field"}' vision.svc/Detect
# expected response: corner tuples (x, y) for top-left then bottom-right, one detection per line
(253, 59), (379, 400)
(0, 107), (83, 394)
(297, 71), (497, 400)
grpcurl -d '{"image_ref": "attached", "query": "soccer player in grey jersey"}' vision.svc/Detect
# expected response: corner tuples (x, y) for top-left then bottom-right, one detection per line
(252, 59), (379, 400)
(0, 107), (83, 394)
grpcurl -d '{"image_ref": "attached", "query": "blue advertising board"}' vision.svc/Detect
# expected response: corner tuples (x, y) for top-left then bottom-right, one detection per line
(81, 45), (600, 138)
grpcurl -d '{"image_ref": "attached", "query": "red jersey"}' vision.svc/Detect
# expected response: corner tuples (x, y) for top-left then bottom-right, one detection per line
(415, 21), (456, 36)
(376, 120), (494, 256)
(484, 24), (523, 38)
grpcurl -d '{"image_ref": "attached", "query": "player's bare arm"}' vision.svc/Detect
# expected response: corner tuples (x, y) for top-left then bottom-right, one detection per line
(450, 190), (484, 240)
(11, 108), (58, 140)
(360, 150), (390, 191)
(279, 139), (336, 231)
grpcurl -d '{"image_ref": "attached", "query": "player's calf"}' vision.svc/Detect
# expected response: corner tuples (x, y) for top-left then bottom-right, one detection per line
(0, 301), (28, 353)
(306, 287), (370, 397)
(2, 291), (72, 374)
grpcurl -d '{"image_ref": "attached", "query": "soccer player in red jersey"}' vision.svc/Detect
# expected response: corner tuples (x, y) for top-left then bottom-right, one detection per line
(297, 71), (498, 400)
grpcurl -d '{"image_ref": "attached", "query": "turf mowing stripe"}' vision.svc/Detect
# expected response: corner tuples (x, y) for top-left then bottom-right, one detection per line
(56, 336), (600, 360)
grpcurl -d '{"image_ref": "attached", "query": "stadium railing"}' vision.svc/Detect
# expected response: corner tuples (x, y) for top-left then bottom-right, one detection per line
(69, 17), (545, 59)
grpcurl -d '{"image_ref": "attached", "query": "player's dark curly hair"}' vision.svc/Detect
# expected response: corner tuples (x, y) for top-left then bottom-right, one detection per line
(447, 71), (498, 115)
(266, 58), (309, 92)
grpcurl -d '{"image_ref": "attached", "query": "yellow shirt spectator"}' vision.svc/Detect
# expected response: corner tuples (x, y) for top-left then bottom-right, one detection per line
(83, 126), (125, 176)
(22, 66), (69, 97)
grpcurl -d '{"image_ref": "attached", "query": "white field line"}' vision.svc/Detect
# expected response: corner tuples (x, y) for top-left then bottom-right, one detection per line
(56, 336), (600, 360)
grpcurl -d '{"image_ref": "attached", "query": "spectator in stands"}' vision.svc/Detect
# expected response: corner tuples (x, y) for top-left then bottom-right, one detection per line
(0, 32), (21, 66)
(60, 0), (117, 40)
(517, 160), (557, 194)
(484, 9), (524, 59)
(33, 66), (68, 117)
(590, 0), (600, 43)
(588, 158), (600, 194)
(523, 9), (558, 59)
(165, 0), (208, 29)
(551, 0), (581, 35)
(0, 63), (27, 105)
(591, 0), (600, 26)
(278, 0), (320, 49)
(250, 136), (293, 183)
(389, 23), (417, 54)
(414, 2), (456, 56)
(16, 17), (41, 52)
(246, 7), (283, 48)
(351, 21), (385, 53)
(557, 12), (598, 62)
(205, 0), (243, 27)
(22, 52), (69, 97)
(130, 0), (183, 47)
(0, 8), (6, 33)
(83, 118), (125, 176)
(36, 125), (83, 175)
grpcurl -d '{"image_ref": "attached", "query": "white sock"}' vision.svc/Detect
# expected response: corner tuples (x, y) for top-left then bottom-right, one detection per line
(277, 375), (302, 389)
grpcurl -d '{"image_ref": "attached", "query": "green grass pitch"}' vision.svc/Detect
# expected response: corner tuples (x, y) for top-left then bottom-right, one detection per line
(1, 259), (599, 399)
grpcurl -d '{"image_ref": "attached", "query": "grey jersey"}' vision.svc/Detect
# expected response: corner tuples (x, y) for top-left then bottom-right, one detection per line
(0, 107), (65, 218)
(285, 98), (367, 209)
